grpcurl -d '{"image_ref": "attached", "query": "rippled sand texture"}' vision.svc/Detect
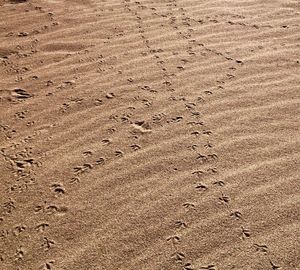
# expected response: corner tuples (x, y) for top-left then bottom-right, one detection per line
(0, 0), (299, 269)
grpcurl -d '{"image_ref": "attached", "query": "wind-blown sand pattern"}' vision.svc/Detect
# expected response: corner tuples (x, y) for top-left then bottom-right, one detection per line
(0, 0), (300, 269)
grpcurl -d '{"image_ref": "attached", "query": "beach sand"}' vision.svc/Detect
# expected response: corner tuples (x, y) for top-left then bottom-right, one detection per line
(0, 0), (299, 269)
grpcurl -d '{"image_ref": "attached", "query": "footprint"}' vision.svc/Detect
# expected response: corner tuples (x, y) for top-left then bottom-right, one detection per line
(121, 114), (131, 123)
(95, 158), (105, 165)
(219, 193), (230, 203)
(203, 130), (212, 135)
(207, 168), (218, 174)
(207, 154), (218, 160)
(12, 89), (33, 100)
(253, 244), (268, 253)
(241, 227), (250, 239)
(131, 121), (152, 134)
(94, 99), (103, 106)
(192, 170), (204, 177)
(13, 158), (37, 173)
(167, 235), (181, 245)
(195, 183), (208, 191)
(131, 144), (141, 151)
(163, 81), (172, 86)
(170, 116), (183, 123)
(213, 180), (225, 187)
(51, 184), (65, 196)
(13, 225), (26, 236)
(197, 154), (208, 164)
(83, 151), (92, 157)
(188, 144), (198, 151)
(204, 90), (212, 95)
(141, 99), (152, 107)
(45, 205), (68, 215)
(3, 199), (16, 214)
(152, 113), (166, 123)
(187, 121), (204, 126)
(108, 127), (117, 134)
(191, 131), (200, 137)
(185, 102), (196, 109)
(199, 265), (216, 270)
(106, 93), (115, 99)
(0, 230), (9, 239)
(230, 211), (242, 220)
(183, 202), (195, 210)
(73, 163), (93, 174)
(183, 263), (194, 270)
(70, 176), (80, 184)
(15, 111), (27, 119)
(226, 74), (235, 79)
(14, 247), (24, 261)
(141, 85), (152, 91)
(115, 150), (124, 157)
(175, 220), (187, 229)
(127, 78), (134, 83)
(36, 223), (49, 232)
(171, 252), (185, 262)
(270, 260), (280, 269)
(34, 205), (44, 214)
(41, 261), (55, 270)
(42, 237), (55, 251)
(102, 139), (112, 145)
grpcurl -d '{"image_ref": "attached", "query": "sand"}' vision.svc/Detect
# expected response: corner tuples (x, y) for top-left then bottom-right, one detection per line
(0, 0), (299, 269)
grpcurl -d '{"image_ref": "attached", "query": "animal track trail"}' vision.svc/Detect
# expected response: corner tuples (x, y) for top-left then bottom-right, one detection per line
(123, 0), (199, 136)
(160, 0), (245, 101)
(0, 130), (49, 267)
(167, 231), (194, 269)
(208, 158), (280, 269)
(141, 3), (225, 260)
(124, 0), (179, 98)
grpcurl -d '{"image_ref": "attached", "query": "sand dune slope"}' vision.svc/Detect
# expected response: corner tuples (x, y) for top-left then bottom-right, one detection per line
(0, 0), (299, 269)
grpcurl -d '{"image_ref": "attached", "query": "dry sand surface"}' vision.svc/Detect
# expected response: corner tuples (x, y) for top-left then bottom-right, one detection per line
(0, 0), (300, 269)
